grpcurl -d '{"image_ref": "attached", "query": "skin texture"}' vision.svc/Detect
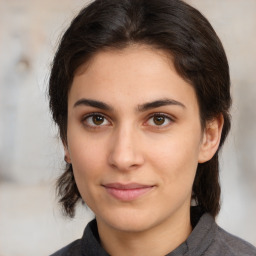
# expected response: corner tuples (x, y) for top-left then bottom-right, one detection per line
(65, 45), (223, 256)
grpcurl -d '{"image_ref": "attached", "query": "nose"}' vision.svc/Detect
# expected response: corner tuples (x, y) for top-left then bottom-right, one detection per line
(108, 126), (144, 171)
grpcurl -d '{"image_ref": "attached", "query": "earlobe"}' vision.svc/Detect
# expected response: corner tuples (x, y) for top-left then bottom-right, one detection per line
(64, 146), (71, 164)
(198, 115), (224, 163)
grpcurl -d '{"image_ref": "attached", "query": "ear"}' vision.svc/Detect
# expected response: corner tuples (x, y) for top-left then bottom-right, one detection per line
(198, 115), (224, 163)
(64, 144), (72, 164)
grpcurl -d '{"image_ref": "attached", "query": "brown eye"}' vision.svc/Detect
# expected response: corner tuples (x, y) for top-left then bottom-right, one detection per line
(153, 115), (165, 125)
(83, 113), (110, 127)
(146, 114), (173, 127)
(92, 115), (105, 125)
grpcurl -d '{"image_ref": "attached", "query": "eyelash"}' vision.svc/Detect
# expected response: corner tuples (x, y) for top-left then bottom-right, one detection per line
(81, 112), (174, 129)
(81, 113), (111, 129)
(145, 113), (174, 128)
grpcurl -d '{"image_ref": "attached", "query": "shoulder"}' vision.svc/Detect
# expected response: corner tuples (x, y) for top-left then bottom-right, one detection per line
(210, 225), (256, 256)
(49, 219), (109, 256)
(188, 210), (256, 256)
(49, 239), (82, 256)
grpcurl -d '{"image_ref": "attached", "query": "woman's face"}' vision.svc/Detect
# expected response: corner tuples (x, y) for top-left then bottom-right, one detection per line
(65, 45), (215, 234)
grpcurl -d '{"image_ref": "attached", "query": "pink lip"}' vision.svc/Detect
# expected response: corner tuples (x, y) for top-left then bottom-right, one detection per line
(103, 183), (154, 201)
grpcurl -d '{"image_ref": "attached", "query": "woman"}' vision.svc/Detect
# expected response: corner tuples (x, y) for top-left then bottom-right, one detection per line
(49, 0), (256, 255)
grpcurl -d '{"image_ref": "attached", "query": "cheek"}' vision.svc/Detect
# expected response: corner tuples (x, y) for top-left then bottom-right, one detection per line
(148, 132), (201, 165)
(147, 132), (201, 186)
(68, 135), (107, 189)
(72, 146), (103, 175)
(68, 125), (106, 165)
(70, 143), (103, 208)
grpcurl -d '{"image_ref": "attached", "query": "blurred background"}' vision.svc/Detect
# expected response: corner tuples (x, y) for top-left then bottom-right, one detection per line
(0, 0), (255, 255)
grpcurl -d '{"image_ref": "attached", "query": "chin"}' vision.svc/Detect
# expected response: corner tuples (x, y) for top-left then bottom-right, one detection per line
(96, 207), (162, 233)
(110, 219), (153, 233)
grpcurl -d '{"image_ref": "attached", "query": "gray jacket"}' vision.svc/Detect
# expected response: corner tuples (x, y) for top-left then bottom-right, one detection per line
(50, 209), (256, 256)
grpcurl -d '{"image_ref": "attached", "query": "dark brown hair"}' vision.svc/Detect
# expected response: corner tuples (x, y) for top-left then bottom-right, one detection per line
(49, 0), (231, 218)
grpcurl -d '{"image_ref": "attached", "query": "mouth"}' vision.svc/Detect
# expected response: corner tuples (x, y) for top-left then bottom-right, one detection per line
(102, 183), (155, 201)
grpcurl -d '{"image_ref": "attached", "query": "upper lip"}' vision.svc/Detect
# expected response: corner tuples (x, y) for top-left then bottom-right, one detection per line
(103, 183), (154, 190)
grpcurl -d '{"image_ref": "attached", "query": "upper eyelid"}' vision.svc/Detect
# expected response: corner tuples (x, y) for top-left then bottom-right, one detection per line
(147, 112), (175, 121)
(143, 113), (175, 128)
(82, 112), (112, 125)
(82, 112), (109, 120)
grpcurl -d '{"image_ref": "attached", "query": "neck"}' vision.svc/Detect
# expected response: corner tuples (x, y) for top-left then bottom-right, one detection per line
(97, 209), (192, 256)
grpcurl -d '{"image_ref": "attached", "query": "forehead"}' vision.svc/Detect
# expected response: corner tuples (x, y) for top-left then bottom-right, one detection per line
(75, 44), (173, 76)
(69, 45), (198, 111)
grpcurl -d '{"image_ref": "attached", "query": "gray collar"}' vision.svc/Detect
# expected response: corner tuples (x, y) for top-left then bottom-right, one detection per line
(167, 213), (216, 256)
(82, 210), (216, 256)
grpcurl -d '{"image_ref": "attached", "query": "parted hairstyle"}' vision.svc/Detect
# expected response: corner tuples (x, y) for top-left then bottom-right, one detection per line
(49, 0), (231, 218)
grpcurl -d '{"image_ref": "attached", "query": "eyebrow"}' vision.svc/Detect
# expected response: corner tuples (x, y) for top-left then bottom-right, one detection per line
(73, 98), (185, 112)
(137, 98), (186, 112)
(73, 98), (113, 111)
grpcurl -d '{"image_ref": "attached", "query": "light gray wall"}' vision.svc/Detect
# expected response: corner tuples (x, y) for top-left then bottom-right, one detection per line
(0, 0), (255, 255)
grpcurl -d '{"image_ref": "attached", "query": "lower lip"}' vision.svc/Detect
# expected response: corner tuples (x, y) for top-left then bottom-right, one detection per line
(104, 186), (154, 201)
